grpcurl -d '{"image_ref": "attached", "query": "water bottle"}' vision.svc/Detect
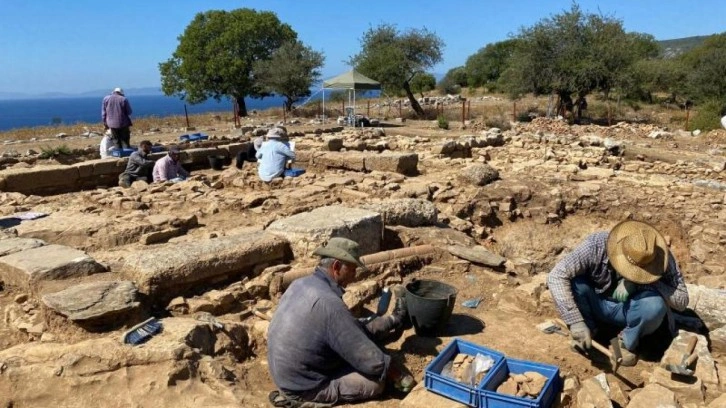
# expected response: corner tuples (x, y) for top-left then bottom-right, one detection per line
(376, 287), (392, 316)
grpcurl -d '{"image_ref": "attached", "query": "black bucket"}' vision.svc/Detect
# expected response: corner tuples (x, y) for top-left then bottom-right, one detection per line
(208, 155), (225, 170)
(405, 279), (458, 336)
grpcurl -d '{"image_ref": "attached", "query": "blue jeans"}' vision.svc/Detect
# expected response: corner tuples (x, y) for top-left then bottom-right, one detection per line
(572, 277), (667, 351)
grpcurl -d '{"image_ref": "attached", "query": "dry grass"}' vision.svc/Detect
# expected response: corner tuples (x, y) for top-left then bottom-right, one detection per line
(0, 92), (701, 142)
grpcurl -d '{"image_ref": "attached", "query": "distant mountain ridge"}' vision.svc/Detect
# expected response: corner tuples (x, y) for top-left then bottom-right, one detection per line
(658, 35), (709, 58)
(0, 87), (163, 100)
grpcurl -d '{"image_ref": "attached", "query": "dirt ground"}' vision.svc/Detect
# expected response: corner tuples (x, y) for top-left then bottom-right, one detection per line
(0, 109), (724, 407)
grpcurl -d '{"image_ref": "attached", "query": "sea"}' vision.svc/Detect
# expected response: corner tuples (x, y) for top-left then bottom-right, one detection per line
(0, 94), (288, 132)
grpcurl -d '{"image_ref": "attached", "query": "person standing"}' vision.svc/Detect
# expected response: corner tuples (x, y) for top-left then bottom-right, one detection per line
(255, 127), (295, 182)
(102, 87), (133, 149)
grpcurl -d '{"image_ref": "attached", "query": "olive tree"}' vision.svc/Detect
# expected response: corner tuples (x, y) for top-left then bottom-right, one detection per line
(465, 39), (519, 89)
(350, 24), (444, 116)
(159, 9), (296, 116)
(409, 72), (437, 97)
(499, 4), (657, 121)
(253, 40), (325, 112)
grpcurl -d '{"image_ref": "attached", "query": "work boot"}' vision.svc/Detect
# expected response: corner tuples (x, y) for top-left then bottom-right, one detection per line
(391, 285), (411, 329)
(613, 336), (638, 367)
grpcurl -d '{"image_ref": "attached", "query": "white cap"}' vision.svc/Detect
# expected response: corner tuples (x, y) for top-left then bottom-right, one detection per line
(113, 87), (124, 95)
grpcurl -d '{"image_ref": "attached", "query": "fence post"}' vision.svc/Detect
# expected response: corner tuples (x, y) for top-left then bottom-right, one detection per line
(398, 100), (402, 117)
(283, 102), (286, 125)
(367, 100), (370, 117)
(184, 104), (190, 129)
(461, 99), (466, 125)
(468, 100), (471, 121)
(685, 107), (690, 130)
(513, 101), (517, 122)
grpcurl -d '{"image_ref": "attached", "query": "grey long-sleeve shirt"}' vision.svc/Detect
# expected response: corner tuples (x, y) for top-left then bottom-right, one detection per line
(547, 231), (689, 326)
(267, 268), (391, 394)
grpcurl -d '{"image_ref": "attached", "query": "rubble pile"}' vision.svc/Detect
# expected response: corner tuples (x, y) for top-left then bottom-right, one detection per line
(0, 117), (723, 407)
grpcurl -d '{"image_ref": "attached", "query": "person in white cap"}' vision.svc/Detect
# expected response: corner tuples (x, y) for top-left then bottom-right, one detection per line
(99, 129), (115, 159)
(255, 127), (295, 182)
(101, 87), (133, 149)
(548, 220), (688, 367)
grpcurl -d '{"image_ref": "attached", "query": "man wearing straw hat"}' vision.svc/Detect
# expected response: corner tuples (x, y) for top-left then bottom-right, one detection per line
(267, 238), (410, 407)
(548, 220), (688, 366)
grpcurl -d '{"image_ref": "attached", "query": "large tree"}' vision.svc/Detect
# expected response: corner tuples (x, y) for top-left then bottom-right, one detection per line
(350, 24), (444, 116)
(159, 9), (296, 116)
(680, 32), (726, 103)
(253, 40), (325, 112)
(437, 66), (467, 94)
(499, 4), (657, 121)
(409, 72), (437, 97)
(465, 39), (519, 89)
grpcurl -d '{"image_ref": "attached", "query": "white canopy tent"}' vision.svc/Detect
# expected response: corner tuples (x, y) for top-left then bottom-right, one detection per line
(321, 70), (381, 125)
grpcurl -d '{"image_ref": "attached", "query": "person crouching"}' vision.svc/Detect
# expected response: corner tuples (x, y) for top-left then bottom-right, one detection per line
(255, 127), (295, 182)
(153, 146), (188, 183)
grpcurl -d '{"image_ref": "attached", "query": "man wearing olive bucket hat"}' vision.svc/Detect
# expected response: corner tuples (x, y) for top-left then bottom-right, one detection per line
(267, 237), (410, 407)
(548, 220), (688, 367)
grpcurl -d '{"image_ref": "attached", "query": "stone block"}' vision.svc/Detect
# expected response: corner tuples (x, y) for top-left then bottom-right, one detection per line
(318, 151), (367, 171)
(649, 366), (705, 403)
(361, 198), (437, 227)
(628, 383), (678, 408)
(92, 158), (127, 176)
(121, 231), (291, 298)
(71, 161), (95, 178)
(0, 165), (80, 195)
(0, 238), (45, 256)
(400, 383), (467, 407)
(266, 205), (382, 258)
(0, 244), (106, 288)
(42, 281), (140, 323)
(364, 152), (419, 175)
(321, 137), (343, 151)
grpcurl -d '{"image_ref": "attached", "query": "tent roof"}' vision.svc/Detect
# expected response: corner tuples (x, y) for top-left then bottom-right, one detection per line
(323, 70), (381, 90)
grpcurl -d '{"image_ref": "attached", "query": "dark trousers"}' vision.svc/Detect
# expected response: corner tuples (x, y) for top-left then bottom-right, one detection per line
(111, 127), (131, 149)
(236, 145), (258, 169)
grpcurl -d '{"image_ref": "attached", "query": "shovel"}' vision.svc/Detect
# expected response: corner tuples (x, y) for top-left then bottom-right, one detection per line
(665, 335), (699, 377)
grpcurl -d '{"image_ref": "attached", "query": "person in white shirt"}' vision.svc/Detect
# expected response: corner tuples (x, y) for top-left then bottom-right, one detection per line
(99, 130), (115, 159)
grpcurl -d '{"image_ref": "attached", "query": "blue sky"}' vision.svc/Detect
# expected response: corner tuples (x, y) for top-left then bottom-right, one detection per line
(2, 0), (725, 94)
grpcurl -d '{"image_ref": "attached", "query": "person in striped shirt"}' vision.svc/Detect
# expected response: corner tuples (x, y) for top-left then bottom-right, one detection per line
(547, 220), (688, 367)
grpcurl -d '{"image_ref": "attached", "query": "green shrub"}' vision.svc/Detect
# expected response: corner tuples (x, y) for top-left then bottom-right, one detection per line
(689, 99), (726, 131)
(484, 116), (511, 131)
(437, 114), (449, 130)
(39, 145), (72, 159)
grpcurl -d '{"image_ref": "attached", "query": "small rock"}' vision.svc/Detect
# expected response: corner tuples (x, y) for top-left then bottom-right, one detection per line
(14, 294), (28, 304)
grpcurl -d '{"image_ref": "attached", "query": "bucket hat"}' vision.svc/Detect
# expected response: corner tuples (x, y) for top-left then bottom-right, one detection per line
(266, 127), (286, 139)
(313, 237), (366, 268)
(606, 220), (669, 284)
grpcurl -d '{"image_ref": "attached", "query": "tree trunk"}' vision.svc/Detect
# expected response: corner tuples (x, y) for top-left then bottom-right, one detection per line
(236, 96), (248, 117)
(403, 81), (424, 117)
(284, 97), (294, 112)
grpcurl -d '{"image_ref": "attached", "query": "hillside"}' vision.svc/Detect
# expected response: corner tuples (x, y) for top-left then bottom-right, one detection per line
(658, 35), (709, 58)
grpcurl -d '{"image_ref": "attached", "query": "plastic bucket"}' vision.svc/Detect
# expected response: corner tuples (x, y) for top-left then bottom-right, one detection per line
(405, 279), (458, 336)
(208, 155), (225, 170)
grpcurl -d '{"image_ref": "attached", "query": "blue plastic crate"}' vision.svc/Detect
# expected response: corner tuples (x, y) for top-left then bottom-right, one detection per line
(478, 358), (561, 408)
(111, 148), (136, 157)
(188, 133), (209, 141)
(424, 338), (506, 407)
(284, 168), (306, 177)
(179, 134), (190, 141)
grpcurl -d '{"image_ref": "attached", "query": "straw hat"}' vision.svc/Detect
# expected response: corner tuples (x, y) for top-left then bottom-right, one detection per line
(606, 220), (669, 284)
(313, 237), (365, 268)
